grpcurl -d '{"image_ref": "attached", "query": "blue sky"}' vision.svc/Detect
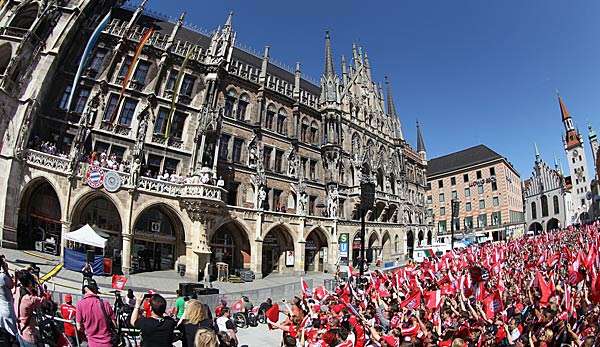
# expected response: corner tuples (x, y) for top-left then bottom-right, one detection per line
(141, 0), (600, 179)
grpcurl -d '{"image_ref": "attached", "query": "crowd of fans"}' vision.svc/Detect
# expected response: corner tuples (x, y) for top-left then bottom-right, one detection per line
(29, 137), (68, 158)
(2, 222), (600, 346)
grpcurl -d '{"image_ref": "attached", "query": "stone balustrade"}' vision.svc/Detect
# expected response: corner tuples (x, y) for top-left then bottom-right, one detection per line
(24, 149), (70, 174)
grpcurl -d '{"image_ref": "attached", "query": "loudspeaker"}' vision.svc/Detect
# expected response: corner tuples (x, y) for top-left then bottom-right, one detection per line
(196, 288), (219, 296)
(179, 282), (204, 297)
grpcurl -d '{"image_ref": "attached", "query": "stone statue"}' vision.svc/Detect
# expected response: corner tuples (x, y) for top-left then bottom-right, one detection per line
(298, 192), (308, 216)
(131, 158), (141, 186)
(327, 185), (339, 218)
(257, 186), (266, 210)
(287, 147), (299, 178)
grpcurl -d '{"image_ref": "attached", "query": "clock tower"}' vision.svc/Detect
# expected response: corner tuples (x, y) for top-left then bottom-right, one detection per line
(558, 94), (591, 222)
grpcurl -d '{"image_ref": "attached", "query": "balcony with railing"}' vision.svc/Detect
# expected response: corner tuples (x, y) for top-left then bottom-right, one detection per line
(24, 149), (70, 174)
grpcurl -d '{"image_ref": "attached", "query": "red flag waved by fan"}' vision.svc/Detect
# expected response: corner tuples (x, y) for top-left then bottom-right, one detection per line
(301, 277), (312, 298)
(425, 290), (442, 310)
(400, 290), (422, 310)
(265, 303), (280, 330)
(111, 274), (127, 290)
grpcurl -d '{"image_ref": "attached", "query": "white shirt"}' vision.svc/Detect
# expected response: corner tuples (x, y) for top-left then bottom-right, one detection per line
(216, 316), (230, 332)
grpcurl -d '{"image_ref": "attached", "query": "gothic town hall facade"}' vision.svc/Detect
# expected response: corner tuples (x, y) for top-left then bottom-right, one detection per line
(0, 0), (430, 280)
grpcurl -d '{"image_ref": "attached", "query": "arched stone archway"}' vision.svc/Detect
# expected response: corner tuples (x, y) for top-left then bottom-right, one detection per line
(262, 224), (294, 277)
(0, 44), (12, 75)
(418, 230), (424, 247)
(381, 232), (392, 262)
(406, 230), (414, 259)
(17, 179), (62, 254)
(546, 218), (559, 232)
(132, 204), (185, 273)
(304, 227), (328, 272)
(71, 194), (123, 270)
(427, 230), (432, 245)
(10, 3), (39, 29)
(367, 232), (380, 264)
(210, 220), (251, 279)
(528, 222), (543, 235)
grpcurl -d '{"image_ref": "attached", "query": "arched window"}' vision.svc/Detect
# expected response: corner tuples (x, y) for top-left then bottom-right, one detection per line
(0, 44), (12, 75)
(236, 93), (249, 121)
(394, 235), (399, 253)
(265, 104), (276, 130)
(541, 195), (549, 217)
(9, 3), (39, 29)
(276, 108), (287, 135)
(553, 195), (560, 215)
(224, 89), (236, 117)
(531, 201), (537, 219)
(310, 121), (319, 145)
(300, 117), (309, 142)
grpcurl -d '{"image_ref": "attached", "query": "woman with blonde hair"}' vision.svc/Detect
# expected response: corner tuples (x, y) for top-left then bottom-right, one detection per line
(179, 299), (216, 347)
(194, 327), (219, 347)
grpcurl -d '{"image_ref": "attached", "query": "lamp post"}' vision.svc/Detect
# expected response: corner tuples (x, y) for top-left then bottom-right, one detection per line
(359, 177), (375, 277)
(451, 198), (460, 250)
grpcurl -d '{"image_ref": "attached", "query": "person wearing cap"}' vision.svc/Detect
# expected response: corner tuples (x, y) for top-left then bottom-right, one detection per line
(60, 294), (77, 347)
(76, 278), (116, 347)
(13, 270), (45, 347)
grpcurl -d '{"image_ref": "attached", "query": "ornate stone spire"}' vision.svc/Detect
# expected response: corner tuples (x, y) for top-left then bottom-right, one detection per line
(324, 31), (335, 78)
(416, 120), (426, 156)
(385, 76), (403, 140)
(534, 142), (541, 162)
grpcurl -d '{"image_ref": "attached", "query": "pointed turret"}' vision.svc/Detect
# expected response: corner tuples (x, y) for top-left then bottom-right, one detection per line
(324, 31), (335, 78)
(364, 50), (372, 80)
(341, 55), (348, 86)
(205, 11), (236, 66)
(293, 62), (301, 100)
(416, 120), (426, 160)
(534, 142), (541, 162)
(557, 93), (581, 150)
(224, 11), (233, 28)
(320, 31), (340, 105)
(352, 43), (360, 66)
(385, 76), (404, 140)
(259, 46), (270, 85)
(589, 123), (599, 164)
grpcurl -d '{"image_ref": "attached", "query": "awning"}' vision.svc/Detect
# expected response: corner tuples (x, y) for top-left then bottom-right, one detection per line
(64, 224), (107, 249)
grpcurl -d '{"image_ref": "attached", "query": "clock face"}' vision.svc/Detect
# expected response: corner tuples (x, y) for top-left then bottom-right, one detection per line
(573, 150), (578, 157)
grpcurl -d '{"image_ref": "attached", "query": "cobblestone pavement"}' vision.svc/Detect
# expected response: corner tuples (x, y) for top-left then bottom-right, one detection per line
(1, 248), (334, 296)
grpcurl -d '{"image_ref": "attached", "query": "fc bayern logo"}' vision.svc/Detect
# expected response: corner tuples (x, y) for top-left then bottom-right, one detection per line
(86, 165), (105, 189)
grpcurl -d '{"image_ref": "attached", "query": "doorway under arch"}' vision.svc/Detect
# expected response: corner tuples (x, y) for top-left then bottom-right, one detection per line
(546, 218), (560, 232)
(304, 227), (328, 272)
(528, 222), (543, 235)
(367, 232), (380, 264)
(17, 179), (62, 254)
(132, 205), (185, 273)
(72, 194), (123, 271)
(210, 221), (251, 278)
(381, 232), (392, 262)
(262, 225), (294, 278)
(406, 230), (414, 259)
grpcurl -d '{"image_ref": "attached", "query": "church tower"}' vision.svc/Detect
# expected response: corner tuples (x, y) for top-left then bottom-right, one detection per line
(558, 94), (591, 217)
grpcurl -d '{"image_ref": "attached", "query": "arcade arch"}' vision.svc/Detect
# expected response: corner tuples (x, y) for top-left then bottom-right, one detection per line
(210, 220), (251, 279)
(261, 224), (294, 277)
(304, 227), (328, 272)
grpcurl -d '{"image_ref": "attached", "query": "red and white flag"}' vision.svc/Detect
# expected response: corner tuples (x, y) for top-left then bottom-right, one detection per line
(111, 274), (127, 290)
(425, 290), (442, 310)
(301, 277), (312, 298)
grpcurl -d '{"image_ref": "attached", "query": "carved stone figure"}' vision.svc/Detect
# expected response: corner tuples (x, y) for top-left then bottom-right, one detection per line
(131, 158), (141, 186)
(298, 192), (308, 216)
(257, 186), (266, 210)
(287, 147), (299, 178)
(327, 185), (339, 218)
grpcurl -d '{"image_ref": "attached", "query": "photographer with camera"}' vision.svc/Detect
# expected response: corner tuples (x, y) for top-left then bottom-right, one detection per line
(0, 255), (17, 345)
(14, 269), (46, 347)
(130, 292), (176, 347)
(76, 278), (117, 347)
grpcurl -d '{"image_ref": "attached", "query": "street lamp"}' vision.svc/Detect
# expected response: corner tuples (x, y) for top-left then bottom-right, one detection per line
(359, 177), (375, 277)
(451, 198), (460, 250)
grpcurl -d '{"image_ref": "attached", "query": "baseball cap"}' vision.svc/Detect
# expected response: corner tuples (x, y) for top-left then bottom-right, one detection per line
(82, 277), (99, 293)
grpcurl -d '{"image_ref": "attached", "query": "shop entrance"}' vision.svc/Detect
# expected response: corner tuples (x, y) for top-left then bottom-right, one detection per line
(18, 180), (62, 255)
(261, 225), (294, 278)
(304, 227), (328, 272)
(132, 205), (184, 274)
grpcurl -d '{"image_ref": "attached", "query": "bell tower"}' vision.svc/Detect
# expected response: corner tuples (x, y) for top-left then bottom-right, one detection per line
(558, 94), (590, 220)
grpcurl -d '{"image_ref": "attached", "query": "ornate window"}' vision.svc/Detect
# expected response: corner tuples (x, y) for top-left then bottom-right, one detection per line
(224, 89), (236, 118)
(236, 94), (249, 121)
(553, 195), (560, 215)
(276, 108), (287, 135)
(531, 201), (537, 219)
(266, 104), (276, 130)
(74, 88), (91, 114)
(541, 195), (549, 217)
(118, 98), (138, 127)
(310, 121), (319, 145)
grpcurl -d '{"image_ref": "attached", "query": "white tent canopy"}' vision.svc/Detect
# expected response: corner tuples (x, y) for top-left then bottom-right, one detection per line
(65, 224), (107, 249)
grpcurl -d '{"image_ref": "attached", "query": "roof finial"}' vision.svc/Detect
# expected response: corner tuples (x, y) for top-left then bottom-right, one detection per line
(534, 142), (540, 161)
(225, 11), (233, 27)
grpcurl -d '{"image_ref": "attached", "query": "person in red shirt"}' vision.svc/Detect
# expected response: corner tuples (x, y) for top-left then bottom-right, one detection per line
(60, 294), (77, 347)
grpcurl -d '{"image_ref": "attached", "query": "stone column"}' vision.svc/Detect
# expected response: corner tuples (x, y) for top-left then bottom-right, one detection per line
(60, 222), (70, 261)
(185, 242), (200, 280)
(251, 212), (263, 278)
(121, 233), (133, 274)
(294, 218), (305, 274)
